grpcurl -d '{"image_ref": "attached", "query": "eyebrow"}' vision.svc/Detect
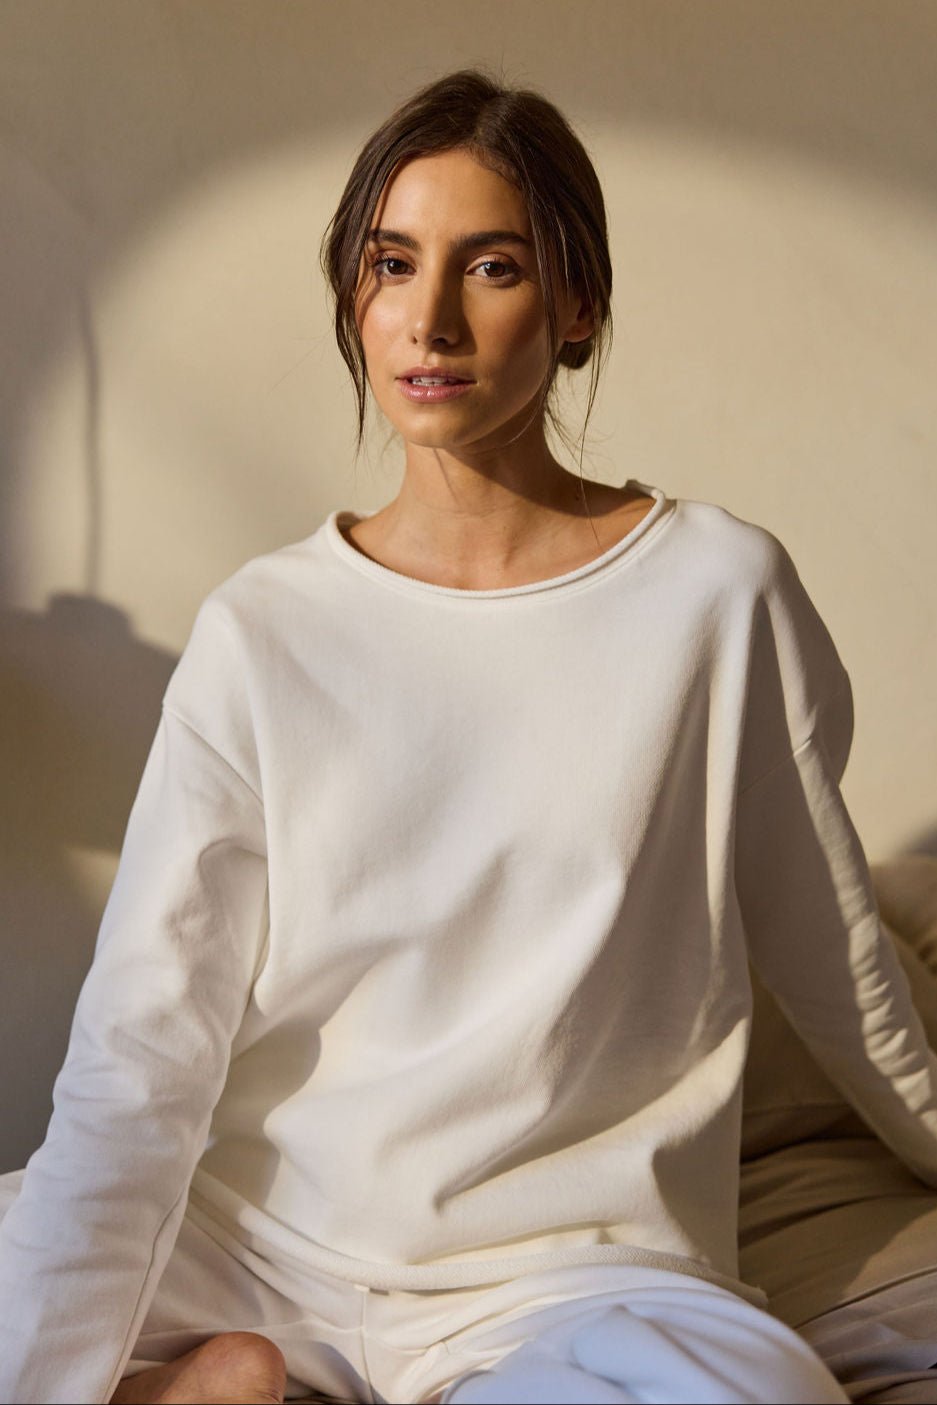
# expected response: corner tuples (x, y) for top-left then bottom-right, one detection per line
(366, 227), (532, 254)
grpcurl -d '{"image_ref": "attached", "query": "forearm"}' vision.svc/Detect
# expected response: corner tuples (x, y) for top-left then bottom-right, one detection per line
(737, 731), (937, 1186)
(0, 711), (268, 1402)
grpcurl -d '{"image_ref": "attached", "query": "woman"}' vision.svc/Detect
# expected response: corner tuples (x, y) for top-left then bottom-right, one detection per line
(2, 67), (935, 1405)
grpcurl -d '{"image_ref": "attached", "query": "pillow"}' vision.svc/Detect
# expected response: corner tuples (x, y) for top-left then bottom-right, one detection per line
(870, 854), (937, 978)
(741, 854), (937, 1161)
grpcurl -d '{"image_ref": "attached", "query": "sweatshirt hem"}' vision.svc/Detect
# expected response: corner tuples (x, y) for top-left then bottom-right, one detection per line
(185, 1189), (768, 1307)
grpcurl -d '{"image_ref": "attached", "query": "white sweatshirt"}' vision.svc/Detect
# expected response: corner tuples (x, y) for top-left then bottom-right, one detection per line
(3, 480), (937, 1403)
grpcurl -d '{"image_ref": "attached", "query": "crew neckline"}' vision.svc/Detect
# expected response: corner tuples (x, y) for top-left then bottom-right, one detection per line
(325, 479), (674, 600)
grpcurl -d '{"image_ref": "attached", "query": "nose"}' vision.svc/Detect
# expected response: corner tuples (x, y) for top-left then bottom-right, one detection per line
(408, 267), (465, 348)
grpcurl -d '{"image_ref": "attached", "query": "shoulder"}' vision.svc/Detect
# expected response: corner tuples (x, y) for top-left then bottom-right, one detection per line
(178, 520), (342, 664)
(672, 496), (792, 588)
(674, 492), (842, 648)
(663, 496), (806, 628)
(672, 499), (853, 781)
(162, 524), (333, 735)
(667, 495), (850, 704)
(205, 528), (330, 622)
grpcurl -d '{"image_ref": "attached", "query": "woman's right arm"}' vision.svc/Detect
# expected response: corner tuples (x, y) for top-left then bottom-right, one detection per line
(0, 653), (268, 1403)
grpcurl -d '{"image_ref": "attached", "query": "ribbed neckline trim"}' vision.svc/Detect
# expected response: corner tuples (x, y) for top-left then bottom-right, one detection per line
(325, 479), (673, 600)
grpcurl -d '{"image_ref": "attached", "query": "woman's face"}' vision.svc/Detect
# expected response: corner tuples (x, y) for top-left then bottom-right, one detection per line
(354, 148), (590, 456)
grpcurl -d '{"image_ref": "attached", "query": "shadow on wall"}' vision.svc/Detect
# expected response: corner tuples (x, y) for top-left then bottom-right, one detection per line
(0, 145), (183, 1163)
(0, 595), (176, 1168)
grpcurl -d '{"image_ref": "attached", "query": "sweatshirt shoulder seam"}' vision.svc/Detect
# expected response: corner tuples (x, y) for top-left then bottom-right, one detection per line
(161, 703), (264, 808)
(737, 676), (852, 799)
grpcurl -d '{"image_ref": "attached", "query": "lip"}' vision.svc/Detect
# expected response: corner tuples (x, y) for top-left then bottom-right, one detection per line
(397, 374), (475, 404)
(399, 365), (474, 382)
(398, 380), (475, 404)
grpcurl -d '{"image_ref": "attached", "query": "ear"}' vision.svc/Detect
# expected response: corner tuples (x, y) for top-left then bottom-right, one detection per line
(560, 289), (595, 346)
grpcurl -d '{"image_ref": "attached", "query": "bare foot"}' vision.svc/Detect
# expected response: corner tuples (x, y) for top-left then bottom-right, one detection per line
(111, 1330), (287, 1403)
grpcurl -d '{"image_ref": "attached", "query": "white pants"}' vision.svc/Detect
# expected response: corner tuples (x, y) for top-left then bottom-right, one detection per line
(0, 1169), (846, 1404)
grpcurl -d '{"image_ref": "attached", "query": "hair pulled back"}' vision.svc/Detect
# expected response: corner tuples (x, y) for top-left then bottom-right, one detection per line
(319, 66), (613, 464)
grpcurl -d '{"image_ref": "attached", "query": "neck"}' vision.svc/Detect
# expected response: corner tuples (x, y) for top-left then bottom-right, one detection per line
(390, 400), (594, 545)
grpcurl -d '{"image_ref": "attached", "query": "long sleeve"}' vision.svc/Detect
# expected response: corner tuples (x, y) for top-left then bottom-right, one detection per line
(734, 553), (937, 1188)
(0, 620), (268, 1403)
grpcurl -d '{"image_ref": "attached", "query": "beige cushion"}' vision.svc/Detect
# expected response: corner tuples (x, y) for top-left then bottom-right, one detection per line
(870, 854), (937, 977)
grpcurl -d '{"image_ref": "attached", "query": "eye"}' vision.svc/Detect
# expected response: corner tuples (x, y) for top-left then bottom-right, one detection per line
(371, 255), (410, 279)
(474, 260), (517, 281)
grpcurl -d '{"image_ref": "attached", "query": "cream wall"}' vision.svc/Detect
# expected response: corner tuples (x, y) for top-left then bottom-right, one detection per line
(1, 0), (936, 1167)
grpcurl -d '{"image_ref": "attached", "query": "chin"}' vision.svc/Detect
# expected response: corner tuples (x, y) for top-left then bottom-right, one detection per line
(391, 414), (483, 446)
(404, 432), (473, 451)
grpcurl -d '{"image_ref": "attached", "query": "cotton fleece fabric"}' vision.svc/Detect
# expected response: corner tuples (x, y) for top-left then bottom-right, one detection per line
(3, 480), (937, 1403)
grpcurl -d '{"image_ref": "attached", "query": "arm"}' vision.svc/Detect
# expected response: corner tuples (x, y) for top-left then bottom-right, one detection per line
(735, 668), (937, 1187)
(0, 690), (267, 1403)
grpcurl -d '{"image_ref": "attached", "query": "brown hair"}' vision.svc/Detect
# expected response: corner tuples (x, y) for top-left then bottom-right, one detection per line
(319, 66), (613, 471)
